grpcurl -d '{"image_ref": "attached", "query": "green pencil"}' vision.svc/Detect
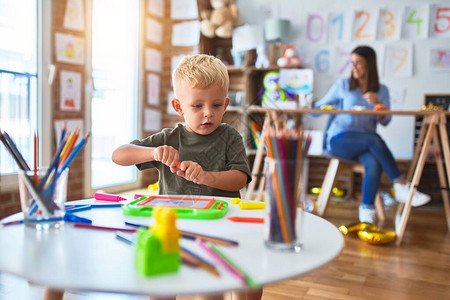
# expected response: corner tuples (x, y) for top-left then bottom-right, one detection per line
(209, 244), (260, 289)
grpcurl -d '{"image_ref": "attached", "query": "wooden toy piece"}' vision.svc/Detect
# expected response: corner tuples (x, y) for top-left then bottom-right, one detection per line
(135, 207), (180, 276)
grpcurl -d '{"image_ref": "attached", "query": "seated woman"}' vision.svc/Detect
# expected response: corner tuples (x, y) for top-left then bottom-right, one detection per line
(313, 45), (430, 223)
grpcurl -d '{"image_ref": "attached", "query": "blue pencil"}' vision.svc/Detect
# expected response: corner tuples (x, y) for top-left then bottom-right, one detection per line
(57, 132), (90, 179)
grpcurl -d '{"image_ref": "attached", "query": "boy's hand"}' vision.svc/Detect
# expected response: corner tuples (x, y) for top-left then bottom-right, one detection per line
(153, 146), (179, 173)
(176, 161), (206, 184)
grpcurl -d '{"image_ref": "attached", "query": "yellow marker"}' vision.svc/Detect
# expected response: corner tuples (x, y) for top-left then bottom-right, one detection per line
(230, 197), (241, 204)
(239, 201), (265, 210)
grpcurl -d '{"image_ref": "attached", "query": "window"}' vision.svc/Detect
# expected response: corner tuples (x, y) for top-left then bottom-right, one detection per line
(0, 0), (50, 191)
(87, 0), (141, 193)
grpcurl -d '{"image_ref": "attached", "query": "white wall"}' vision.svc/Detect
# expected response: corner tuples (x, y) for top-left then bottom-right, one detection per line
(237, 0), (450, 159)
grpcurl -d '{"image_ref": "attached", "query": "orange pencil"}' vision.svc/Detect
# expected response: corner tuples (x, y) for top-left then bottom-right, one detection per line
(59, 128), (79, 168)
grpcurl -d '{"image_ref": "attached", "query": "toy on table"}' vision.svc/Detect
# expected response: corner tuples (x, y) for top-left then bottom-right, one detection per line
(123, 195), (228, 220)
(239, 201), (265, 210)
(135, 207), (180, 276)
(277, 45), (302, 68)
(261, 71), (288, 103)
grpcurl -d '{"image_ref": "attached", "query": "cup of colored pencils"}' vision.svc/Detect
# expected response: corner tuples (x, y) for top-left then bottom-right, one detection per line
(263, 128), (311, 253)
(18, 167), (69, 229)
(1, 126), (89, 229)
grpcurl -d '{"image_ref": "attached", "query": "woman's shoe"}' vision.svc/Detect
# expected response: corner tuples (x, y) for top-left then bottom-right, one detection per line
(393, 183), (431, 207)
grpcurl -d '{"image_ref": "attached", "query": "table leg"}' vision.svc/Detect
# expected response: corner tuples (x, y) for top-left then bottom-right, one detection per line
(437, 113), (450, 231)
(395, 114), (437, 246)
(316, 158), (340, 216)
(407, 115), (429, 181)
(43, 289), (64, 300)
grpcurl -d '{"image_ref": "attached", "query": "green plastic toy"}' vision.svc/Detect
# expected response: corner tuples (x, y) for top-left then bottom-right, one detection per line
(123, 195), (228, 220)
(135, 207), (180, 276)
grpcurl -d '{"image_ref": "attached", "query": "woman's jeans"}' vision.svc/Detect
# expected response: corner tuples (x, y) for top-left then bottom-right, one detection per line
(329, 131), (402, 207)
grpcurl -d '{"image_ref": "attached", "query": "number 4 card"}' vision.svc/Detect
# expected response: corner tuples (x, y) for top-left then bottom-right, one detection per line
(402, 4), (430, 39)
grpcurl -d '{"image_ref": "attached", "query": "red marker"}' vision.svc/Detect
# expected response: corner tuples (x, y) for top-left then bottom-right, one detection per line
(227, 216), (264, 223)
(94, 192), (127, 202)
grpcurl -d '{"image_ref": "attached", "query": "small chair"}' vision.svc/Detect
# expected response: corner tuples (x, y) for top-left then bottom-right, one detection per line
(315, 115), (385, 221)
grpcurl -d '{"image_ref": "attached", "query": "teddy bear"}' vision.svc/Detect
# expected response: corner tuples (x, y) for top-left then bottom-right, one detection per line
(200, 0), (238, 39)
(277, 45), (302, 68)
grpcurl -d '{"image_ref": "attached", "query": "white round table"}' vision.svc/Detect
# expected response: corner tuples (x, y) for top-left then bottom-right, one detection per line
(0, 196), (343, 297)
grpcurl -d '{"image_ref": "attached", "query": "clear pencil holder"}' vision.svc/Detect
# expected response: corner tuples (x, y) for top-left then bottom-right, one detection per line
(18, 167), (69, 230)
(264, 157), (304, 253)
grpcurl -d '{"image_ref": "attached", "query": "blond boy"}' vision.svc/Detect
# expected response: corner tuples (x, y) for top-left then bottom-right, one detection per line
(113, 54), (250, 197)
(113, 54), (261, 300)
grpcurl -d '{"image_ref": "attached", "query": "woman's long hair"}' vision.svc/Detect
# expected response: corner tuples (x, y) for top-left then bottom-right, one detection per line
(349, 46), (379, 93)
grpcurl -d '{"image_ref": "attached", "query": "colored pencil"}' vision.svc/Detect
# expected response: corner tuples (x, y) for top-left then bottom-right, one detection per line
(209, 243), (260, 288)
(197, 239), (246, 284)
(124, 221), (239, 247)
(72, 223), (137, 232)
(227, 216), (264, 223)
(181, 246), (219, 277)
(262, 125), (309, 245)
(17, 170), (53, 215)
(0, 129), (31, 171)
(58, 132), (90, 176)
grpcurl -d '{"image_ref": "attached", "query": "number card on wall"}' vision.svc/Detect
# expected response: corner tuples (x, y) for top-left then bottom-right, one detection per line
(313, 47), (333, 76)
(306, 13), (328, 43)
(352, 9), (378, 41)
(384, 43), (413, 78)
(328, 12), (351, 43)
(377, 7), (403, 41)
(334, 46), (352, 78)
(402, 4), (429, 39)
(430, 4), (450, 38)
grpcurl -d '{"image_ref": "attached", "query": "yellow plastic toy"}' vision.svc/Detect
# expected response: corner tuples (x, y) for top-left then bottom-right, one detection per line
(151, 207), (180, 253)
(239, 201), (265, 210)
(148, 181), (159, 191)
(230, 197), (241, 204)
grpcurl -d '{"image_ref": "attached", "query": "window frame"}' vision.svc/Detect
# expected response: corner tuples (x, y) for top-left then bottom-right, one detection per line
(0, 0), (52, 192)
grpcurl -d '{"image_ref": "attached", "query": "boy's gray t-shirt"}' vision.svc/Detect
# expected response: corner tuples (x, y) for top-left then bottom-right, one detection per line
(130, 123), (251, 198)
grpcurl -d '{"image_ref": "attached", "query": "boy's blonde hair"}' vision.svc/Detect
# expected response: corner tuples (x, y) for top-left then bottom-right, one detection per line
(172, 54), (229, 98)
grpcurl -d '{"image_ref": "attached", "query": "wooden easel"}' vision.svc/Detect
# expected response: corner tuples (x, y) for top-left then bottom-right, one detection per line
(395, 112), (450, 245)
(245, 112), (271, 201)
